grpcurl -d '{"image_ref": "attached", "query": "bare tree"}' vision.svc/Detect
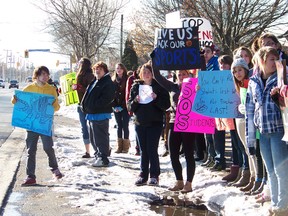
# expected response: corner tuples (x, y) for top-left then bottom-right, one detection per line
(182, 0), (288, 54)
(129, 0), (183, 62)
(36, 0), (125, 60)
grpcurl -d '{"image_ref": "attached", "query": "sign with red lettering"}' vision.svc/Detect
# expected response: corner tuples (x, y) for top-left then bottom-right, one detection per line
(181, 17), (213, 48)
(174, 78), (215, 133)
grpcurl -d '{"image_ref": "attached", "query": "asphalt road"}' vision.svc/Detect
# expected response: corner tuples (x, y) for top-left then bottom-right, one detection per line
(0, 87), (16, 146)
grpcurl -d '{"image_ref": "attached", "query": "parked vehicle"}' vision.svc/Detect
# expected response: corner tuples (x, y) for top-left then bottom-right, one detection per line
(0, 79), (5, 88)
(9, 80), (19, 89)
(26, 77), (33, 83)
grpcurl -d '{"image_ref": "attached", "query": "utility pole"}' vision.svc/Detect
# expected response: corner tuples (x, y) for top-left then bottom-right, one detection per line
(120, 14), (123, 62)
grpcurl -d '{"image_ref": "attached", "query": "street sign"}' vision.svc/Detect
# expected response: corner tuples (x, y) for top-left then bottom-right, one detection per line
(28, 49), (50, 52)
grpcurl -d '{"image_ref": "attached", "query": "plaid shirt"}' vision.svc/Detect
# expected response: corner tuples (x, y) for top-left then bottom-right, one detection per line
(245, 71), (283, 148)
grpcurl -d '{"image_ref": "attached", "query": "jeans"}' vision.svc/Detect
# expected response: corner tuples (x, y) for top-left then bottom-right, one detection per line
(213, 129), (226, 166)
(89, 119), (110, 162)
(77, 106), (90, 144)
(205, 133), (216, 158)
(135, 124), (162, 179)
(260, 132), (288, 209)
(114, 109), (130, 139)
(230, 129), (249, 169)
(25, 131), (58, 178)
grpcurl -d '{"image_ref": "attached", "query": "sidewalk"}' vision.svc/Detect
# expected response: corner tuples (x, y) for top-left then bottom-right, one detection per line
(0, 108), (271, 216)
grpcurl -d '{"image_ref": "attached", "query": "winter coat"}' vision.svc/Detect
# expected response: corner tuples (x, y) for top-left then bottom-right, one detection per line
(127, 79), (170, 126)
(76, 72), (95, 102)
(81, 73), (115, 114)
(245, 71), (283, 148)
(112, 76), (127, 109)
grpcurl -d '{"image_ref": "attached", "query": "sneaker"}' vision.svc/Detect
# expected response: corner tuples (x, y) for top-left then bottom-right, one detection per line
(52, 168), (63, 179)
(148, 177), (159, 186)
(21, 177), (36, 186)
(92, 158), (109, 167)
(135, 177), (147, 186)
(82, 152), (91, 158)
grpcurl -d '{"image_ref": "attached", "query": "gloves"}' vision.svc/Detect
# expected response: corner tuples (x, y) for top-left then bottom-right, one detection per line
(238, 104), (246, 115)
(249, 147), (256, 156)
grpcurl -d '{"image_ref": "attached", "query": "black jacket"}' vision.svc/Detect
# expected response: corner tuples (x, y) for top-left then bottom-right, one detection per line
(81, 73), (115, 114)
(127, 79), (170, 126)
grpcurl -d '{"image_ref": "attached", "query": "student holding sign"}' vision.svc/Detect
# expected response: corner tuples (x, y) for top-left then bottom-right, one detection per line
(12, 66), (62, 186)
(152, 65), (200, 193)
(246, 47), (288, 214)
(127, 63), (170, 186)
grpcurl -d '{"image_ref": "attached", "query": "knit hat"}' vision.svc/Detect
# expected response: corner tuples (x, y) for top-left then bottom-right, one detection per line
(231, 58), (249, 71)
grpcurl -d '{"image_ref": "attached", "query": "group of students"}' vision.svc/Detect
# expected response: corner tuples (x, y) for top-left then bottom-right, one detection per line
(13, 31), (288, 215)
(197, 33), (288, 215)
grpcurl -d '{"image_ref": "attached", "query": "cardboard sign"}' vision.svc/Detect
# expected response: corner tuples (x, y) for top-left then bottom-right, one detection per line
(12, 90), (54, 136)
(174, 78), (215, 134)
(60, 72), (79, 106)
(192, 70), (242, 118)
(181, 17), (213, 49)
(152, 27), (201, 70)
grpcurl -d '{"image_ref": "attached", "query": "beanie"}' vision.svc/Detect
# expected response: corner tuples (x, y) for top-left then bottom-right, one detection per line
(231, 58), (249, 71)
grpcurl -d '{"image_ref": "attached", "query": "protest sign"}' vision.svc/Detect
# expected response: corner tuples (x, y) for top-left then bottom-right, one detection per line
(60, 72), (79, 106)
(181, 17), (213, 48)
(152, 27), (201, 70)
(138, 85), (153, 104)
(174, 78), (215, 134)
(192, 70), (242, 118)
(12, 90), (54, 136)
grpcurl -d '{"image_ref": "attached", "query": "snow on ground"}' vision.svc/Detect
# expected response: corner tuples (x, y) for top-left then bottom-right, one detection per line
(53, 104), (271, 216)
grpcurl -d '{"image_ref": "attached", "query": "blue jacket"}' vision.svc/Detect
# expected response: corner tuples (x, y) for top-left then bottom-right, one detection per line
(245, 71), (283, 148)
(206, 56), (219, 71)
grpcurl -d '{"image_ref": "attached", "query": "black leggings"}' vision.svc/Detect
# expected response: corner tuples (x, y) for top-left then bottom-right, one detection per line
(168, 123), (196, 182)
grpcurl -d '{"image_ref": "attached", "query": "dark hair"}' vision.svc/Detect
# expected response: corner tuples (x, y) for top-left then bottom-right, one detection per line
(77, 57), (93, 77)
(258, 33), (280, 49)
(92, 61), (109, 73)
(32, 66), (49, 81)
(112, 63), (128, 81)
(139, 63), (153, 80)
(218, 55), (233, 66)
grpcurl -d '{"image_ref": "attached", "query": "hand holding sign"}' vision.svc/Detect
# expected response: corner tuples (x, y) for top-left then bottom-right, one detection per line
(139, 85), (154, 104)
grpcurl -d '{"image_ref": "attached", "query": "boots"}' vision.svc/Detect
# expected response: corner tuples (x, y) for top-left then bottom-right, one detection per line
(232, 169), (251, 187)
(181, 181), (192, 193)
(168, 180), (184, 191)
(122, 139), (131, 153)
(201, 156), (214, 167)
(222, 165), (240, 182)
(114, 138), (123, 153)
(228, 168), (242, 186)
(240, 176), (255, 192)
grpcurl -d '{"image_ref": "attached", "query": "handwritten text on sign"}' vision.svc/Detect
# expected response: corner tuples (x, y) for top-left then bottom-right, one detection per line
(12, 90), (54, 136)
(192, 70), (242, 118)
(152, 27), (200, 70)
(174, 78), (215, 134)
(181, 17), (213, 48)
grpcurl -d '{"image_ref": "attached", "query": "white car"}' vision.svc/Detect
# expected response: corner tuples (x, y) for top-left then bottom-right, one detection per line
(0, 79), (5, 88)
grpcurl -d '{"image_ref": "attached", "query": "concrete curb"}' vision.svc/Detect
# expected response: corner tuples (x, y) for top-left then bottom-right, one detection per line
(0, 128), (26, 210)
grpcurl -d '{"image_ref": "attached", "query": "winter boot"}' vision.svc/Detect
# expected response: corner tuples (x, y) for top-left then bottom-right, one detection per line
(222, 165), (240, 182)
(180, 181), (192, 193)
(168, 180), (184, 191)
(228, 168), (242, 186)
(232, 169), (251, 187)
(122, 139), (131, 153)
(250, 180), (265, 195)
(240, 176), (255, 192)
(114, 138), (123, 153)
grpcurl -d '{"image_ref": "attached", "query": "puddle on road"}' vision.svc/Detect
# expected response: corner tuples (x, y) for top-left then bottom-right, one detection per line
(150, 194), (218, 216)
